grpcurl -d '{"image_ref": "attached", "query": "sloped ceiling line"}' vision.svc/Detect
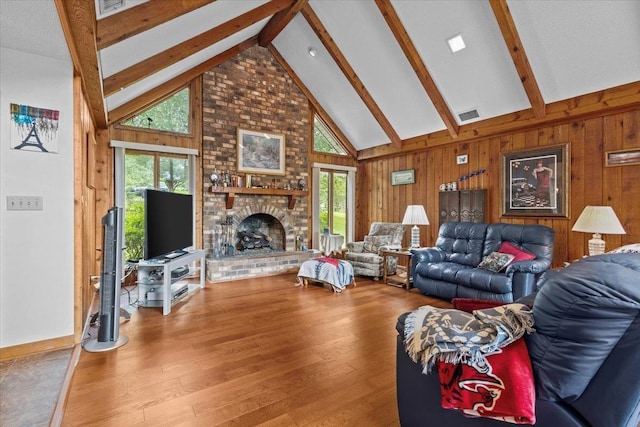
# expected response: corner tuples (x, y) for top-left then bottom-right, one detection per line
(374, 0), (459, 139)
(301, 3), (401, 148)
(489, 0), (545, 118)
(268, 44), (358, 158)
(259, 0), (308, 47)
(108, 36), (259, 125)
(102, 0), (291, 97)
(96, 0), (216, 50)
(54, 0), (107, 129)
(357, 80), (640, 161)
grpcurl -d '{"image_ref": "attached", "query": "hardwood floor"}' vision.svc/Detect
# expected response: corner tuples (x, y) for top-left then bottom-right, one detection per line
(62, 273), (451, 426)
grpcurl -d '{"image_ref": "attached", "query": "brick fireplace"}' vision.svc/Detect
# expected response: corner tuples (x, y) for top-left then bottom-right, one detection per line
(201, 45), (311, 282)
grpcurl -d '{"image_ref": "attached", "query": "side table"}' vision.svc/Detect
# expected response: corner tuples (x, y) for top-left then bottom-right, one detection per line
(381, 249), (412, 290)
(320, 234), (344, 257)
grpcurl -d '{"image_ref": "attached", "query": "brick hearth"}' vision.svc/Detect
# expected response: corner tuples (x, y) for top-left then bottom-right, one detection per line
(206, 251), (314, 283)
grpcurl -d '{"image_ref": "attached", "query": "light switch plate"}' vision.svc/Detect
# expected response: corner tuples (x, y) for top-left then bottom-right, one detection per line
(456, 154), (468, 165)
(6, 196), (43, 211)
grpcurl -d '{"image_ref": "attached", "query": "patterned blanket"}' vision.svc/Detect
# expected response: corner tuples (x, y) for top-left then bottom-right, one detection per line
(404, 304), (534, 374)
(297, 258), (354, 292)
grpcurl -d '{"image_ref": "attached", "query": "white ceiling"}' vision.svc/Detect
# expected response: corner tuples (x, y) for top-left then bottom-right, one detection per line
(0, 0), (70, 62)
(2, 0), (639, 152)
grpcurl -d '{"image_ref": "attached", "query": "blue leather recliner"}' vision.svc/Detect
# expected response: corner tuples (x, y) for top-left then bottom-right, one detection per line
(396, 253), (640, 427)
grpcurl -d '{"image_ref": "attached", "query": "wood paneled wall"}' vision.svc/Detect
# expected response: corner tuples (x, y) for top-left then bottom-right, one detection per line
(356, 109), (640, 268)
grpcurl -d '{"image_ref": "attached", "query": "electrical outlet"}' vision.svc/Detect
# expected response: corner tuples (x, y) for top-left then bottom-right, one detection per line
(456, 154), (468, 165)
(6, 196), (43, 211)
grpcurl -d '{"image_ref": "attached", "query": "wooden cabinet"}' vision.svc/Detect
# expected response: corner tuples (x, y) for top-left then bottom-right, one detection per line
(439, 190), (486, 227)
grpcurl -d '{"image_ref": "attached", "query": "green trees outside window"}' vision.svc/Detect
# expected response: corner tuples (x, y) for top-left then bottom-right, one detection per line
(319, 170), (347, 242)
(124, 153), (190, 261)
(121, 88), (190, 134)
(313, 115), (347, 155)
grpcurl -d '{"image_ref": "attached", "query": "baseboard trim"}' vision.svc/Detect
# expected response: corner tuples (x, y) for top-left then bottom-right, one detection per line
(0, 335), (75, 361)
(49, 343), (81, 427)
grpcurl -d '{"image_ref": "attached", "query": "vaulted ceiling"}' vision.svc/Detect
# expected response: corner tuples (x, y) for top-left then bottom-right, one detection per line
(2, 0), (640, 158)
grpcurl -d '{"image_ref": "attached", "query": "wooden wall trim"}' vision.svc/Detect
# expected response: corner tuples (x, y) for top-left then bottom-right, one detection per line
(358, 81), (640, 160)
(0, 336), (75, 361)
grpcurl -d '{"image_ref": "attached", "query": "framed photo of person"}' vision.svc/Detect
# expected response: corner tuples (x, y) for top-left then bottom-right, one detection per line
(501, 144), (569, 218)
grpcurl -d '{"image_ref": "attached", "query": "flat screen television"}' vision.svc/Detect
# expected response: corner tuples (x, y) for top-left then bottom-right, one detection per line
(144, 189), (193, 260)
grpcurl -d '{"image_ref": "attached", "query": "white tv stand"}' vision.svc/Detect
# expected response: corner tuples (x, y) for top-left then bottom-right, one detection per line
(137, 249), (206, 315)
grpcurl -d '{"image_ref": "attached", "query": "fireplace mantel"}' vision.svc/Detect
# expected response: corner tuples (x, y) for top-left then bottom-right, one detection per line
(210, 187), (308, 209)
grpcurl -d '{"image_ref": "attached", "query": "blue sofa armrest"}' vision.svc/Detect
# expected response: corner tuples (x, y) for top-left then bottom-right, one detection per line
(410, 248), (445, 279)
(411, 247), (445, 264)
(507, 259), (551, 300)
(505, 258), (551, 275)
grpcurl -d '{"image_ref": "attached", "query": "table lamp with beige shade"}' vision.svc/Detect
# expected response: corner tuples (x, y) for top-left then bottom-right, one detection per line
(572, 206), (626, 256)
(402, 205), (429, 248)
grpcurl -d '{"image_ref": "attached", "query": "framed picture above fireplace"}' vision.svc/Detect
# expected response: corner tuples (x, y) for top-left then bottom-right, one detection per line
(237, 128), (285, 175)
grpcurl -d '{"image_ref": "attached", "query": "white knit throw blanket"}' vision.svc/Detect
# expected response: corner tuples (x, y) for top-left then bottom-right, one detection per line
(404, 303), (535, 374)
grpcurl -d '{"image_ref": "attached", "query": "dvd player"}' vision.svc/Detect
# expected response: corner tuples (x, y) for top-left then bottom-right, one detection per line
(146, 283), (189, 301)
(171, 266), (190, 279)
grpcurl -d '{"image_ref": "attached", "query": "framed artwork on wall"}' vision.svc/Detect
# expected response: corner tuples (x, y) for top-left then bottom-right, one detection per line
(605, 148), (640, 167)
(501, 144), (569, 218)
(237, 128), (285, 175)
(391, 169), (415, 185)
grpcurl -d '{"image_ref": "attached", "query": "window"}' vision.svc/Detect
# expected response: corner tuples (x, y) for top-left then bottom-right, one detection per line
(319, 170), (348, 241)
(121, 87), (190, 134)
(123, 152), (191, 261)
(313, 115), (347, 155)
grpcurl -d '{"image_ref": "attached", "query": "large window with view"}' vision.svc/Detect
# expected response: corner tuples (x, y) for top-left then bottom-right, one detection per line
(319, 170), (348, 242)
(121, 87), (190, 134)
(313, 115), (347, 155)
(123, 152), (190, 261)
(312, 113), (354, 251)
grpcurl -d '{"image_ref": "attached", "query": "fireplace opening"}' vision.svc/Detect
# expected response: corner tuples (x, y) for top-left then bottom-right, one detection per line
(235, 214), (285, 254)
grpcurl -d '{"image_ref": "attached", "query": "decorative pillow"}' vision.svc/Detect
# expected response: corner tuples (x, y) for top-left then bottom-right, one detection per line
(478, 252), (515, 272)
(608, 243), (640, 254)
(363, 235), (392, 253)
(499, 241), (536, 262)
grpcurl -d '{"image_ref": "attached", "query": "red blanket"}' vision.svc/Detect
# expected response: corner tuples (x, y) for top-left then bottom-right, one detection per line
(314, 256), (340, 267)
(437, 298), (536, 424)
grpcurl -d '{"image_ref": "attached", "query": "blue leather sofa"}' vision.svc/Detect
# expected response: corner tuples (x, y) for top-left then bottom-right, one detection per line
(396, 253), (640, 427)
(411, 222), (554, 302)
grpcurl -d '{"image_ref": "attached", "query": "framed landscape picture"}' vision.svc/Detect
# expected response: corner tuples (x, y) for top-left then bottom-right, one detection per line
(501, 144), (569, 217)
(391, 169), (415, 185)
(237, 128), (285, 175)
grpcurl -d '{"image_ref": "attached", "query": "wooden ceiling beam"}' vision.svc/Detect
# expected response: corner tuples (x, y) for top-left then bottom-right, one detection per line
(490, 0), (546, 119)
(103, 0), (290, 97)
(375, 0), (459, 139)
(259, 0), (308, 47)
(301, 3), (402, 148)
(108, 37), (258, 124)
(54, 0), (107, 129)
(268, 45), (358, 159)
(358, 80), (640, 160)
(96, 0), (216, 50)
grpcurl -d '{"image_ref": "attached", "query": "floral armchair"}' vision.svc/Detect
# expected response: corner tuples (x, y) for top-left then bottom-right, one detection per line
(344, 222), (406, 279)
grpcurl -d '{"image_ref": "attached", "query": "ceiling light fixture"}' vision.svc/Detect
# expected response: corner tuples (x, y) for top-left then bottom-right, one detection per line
(308, 47), (317, 57)
(446, 34), (466, 53)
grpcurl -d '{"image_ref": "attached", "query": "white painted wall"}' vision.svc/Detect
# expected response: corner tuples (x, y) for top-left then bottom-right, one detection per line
(0, 47), (74, 348)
